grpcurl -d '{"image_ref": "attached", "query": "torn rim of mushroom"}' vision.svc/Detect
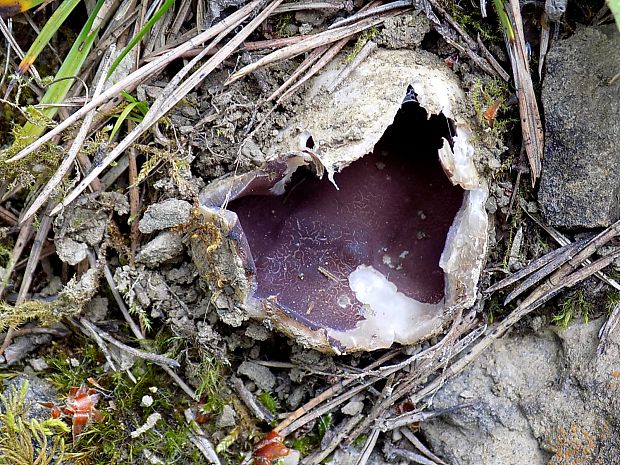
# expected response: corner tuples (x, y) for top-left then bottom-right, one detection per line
(194, 58), (488, 353)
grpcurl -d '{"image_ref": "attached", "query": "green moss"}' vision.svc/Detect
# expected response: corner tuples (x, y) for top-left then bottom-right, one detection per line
(274, 14), (294, 38)
(450, 2), (500, 42)
(471, 77), (515, 138)
(552, 289), (592, 329)
(0, 380), (73, 465)
(257, 391), (280, 415)
(345, 27), (379, 63)
(39, 333), (213, 464)
(606, 291), (620, 315)
(290, 413), (333, 457)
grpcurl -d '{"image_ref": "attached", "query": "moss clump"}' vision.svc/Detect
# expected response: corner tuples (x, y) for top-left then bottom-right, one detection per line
(0, 380), (72, 465)
(471, 77), (514, 137)
(449, 1), (500, 42)
(345, 27), (379, 63)
(552, 289), (592, 329)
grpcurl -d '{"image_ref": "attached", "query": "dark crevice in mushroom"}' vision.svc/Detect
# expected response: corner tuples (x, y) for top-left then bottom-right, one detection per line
(227, 100), (465, 335)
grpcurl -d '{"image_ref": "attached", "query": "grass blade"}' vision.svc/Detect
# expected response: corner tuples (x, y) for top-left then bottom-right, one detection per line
(0, 0), (45, 17)
(609, 0), (620, 31)
(14, 0), (81, 78)
(107, 0), (177, 77)
(21, 0), (107, 139)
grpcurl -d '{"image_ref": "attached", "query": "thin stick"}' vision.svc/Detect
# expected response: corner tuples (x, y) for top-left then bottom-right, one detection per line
(8, 0), (264, 162)
(268, 45), (327, 102)
(378, 402), (474, 431)
(231, 376), (275, 423)
(274, 350), (399, 433)
(523, 210), (620, 291)
(354, 428), (380, 465)
(302, 414), (364, 465)
(163, 365), (199, 401)
(78, 317), (118, 371)
(277, 37), (349, 102)
(486, 238), (587, 297)
(88, 249), (144, 340)
(21, 45), (115, 223)
(273, 2), (343, 14)
(329, 0), (409, 29)
(80, 318), (180, 368)
(505, 0), (544, 183)
(50, 0), (281, 217)
(0, 215), (35, 357)
(327, 40), (377, 93)
(0, 205), (18, 225)
(15, 212), (53, 305)
(226, 15), (388, 84)
(399, 427), (448, 465)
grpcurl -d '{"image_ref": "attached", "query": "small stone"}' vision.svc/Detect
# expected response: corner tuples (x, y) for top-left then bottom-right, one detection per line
(245, 324), (270, 341)
(136, 232), (185, 267)
(139, 199), (192, 234)
(69, 358), (80, 367)
(29, 358), (49, 372)
(141, 395), (154, 407)
(84, 296), (109, 322)
(216, 405), (237, 428)
(238, 361), (276, 391)
(341, 400), (364, 416)
(539, 25), (620, 228)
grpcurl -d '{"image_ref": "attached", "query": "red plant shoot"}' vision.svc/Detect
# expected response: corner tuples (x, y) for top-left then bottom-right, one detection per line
(42, 384), (104, 442)
(253, 430), (290, 465)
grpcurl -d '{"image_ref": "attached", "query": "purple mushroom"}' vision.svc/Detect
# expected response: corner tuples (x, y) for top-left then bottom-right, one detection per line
(197, 101), (468, 352)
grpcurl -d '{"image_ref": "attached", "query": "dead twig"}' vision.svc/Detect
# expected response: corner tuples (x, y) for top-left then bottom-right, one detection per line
(399, 427), (449, 465)
(21, 45), (115, 223)
(523, 211), (620, 292)
(503, 0), (544, 183)
(377, 402), (474, 431)
(355, 427), (380, 465)
(0, 216), (35, 356)
(485, 237), (588, 298)
(302, 414), (364, 465)
(327, 40), (377, 93)
(80, 318), (180, 368)
(51, 0), (281, 217)
(226, 15), (389, 84)
(8, 0), (263, 163)
(384, 444), (441, 465)
(78, 317), (118, 372)
(184, 408), (222, 465)
(274, 349), (399, 434)
(231, 376), (275, 424)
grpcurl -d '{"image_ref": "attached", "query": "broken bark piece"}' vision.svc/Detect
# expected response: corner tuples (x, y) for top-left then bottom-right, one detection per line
(193, 48), (489, 353)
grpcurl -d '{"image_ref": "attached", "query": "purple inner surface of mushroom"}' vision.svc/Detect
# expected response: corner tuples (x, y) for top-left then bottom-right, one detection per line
(229, 101), (464, 333)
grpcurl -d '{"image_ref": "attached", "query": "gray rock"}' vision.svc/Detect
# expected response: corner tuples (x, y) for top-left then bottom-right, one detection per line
(237, 361), (276, 391)
(136, 232), (185, 267)
(539, 26), (620, 228)
(28, 358), (49, 372)
(139, 199), (192, 234)
(216, 405), (237, 428)
(1, 375), (58, 421)
(84, 296), (109, 322)
(3, 335), (52, 366)
(341, 400), (364, 416)
(421, 318), (620, 464)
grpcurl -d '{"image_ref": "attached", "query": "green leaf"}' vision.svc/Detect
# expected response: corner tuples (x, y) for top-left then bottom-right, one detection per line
(15, 0), (81, 77)
(22, 0), (108, 139)
(107, 0), (177, 77)
(609, 0), (620, 32)
(109, 102), (140, 141)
